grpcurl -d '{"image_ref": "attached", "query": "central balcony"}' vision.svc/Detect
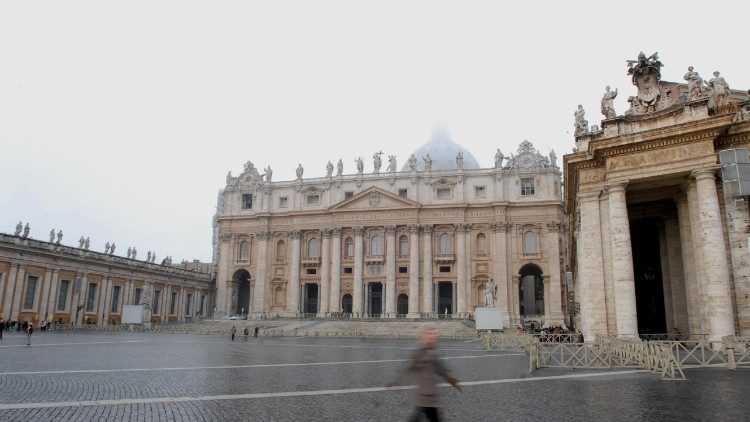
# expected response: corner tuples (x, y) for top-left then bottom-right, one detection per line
(365, 254), (384, 264)
(301, 257), (320, 266)
(433, 253), (455, 264)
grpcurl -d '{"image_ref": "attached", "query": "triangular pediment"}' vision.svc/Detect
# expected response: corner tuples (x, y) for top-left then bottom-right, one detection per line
(330, 187), (421, 211)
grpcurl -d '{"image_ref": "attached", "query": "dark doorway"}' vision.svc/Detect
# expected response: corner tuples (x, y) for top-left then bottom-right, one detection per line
(233, 269), (251, 316)
(630, 217), (667, 334)
(342, 294), (353, 314)
(437, 282), (453, 315)
(368, 283), (383, 316)
(519, 264), (544, 317)
(397, 293), (409, 315)
(304, 284), (319, 314)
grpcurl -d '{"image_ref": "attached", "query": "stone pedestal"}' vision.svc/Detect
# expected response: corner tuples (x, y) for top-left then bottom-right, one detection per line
(475, 307), (504, 330)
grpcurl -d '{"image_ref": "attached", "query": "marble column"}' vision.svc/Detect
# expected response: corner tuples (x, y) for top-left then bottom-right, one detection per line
(215, 235), (230, 317)
(511, 275), (521, 324)
(545, 222), (565, 324)
(658, 227), (674, 333)
(490, 223), (511, 327)
(255, 231), (271, 314)
(288, 230), (302, 316)
(319, 229), (332, 316)
(353, 227), (365, 316)
(39, 268), (53, 321)
(456, 224), (468, 314)
(101, 276), (113, 325)
(687, 181), (710, 333)
(577, 191), (608, 341)
(46, 269), (60, 318)
(676, 193), (702, 334)
(1, 264), (19, 319)
(330, 228), (342, 312)
(421, 225), (434, 314)
(408, 225), (421, 318)
(723, 191), (750, 336)
(692, 169), (735, 342)
(385, 226), (397, 316)
(75, 274), (87, 325)
(10, 265), (26, 320)
(607, 182), (638, 338)
(664, 217), (689, 335)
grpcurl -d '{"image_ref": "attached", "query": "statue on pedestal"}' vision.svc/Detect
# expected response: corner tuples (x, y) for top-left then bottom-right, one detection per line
(423, 154), (433, 172)
(601, 86), (618, 119)
(386, 155), (397, 173)
(372, 151), (383, 173)
(336, 159), (344, 176)
(408, 154), (417, 171)
(683, 66), (705, 101)
(549, 150), (558, 168)
(110, 243), (116, 255)
(264, 166), (273, 182)
(22, 223), (30, 239)
(484, 278), (497, 307)
(326, 161), (334, 178)
(355, 157), (364, 175)
(494, 149), (504, 169)
(84, 237), (90, 250)
(49, 229), (56, 243)
(456, 152), (464, 170)
(574, 105), (589, 135)
(296, 164), (304, 180)
(56, 230), (63, 245)
(706, 71), (731, 108)
(14, 222), (22, 236)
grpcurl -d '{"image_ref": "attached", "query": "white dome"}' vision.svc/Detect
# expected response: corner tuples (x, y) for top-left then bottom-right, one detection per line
(402, 125), (481, 172)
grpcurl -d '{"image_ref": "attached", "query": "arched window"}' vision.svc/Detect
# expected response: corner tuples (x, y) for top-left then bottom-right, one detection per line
(398, 235), (409, 256)
(308, 238), (319, 258)
(476, 233), (487, 253)
(523, 231), (537, 254)
(439, 233), (452, 254)
(238, 241), (249, 259)
(344, 237), (354, 257)
(276, 240), (286, 259)
(371, 234), (383, 255)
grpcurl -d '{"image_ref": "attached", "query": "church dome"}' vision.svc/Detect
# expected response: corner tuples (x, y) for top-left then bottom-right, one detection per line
(402, 125), (481, 172)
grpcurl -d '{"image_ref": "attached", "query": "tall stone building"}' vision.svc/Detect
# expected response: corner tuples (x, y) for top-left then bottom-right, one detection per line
(564, 53), (750, 341)
(214, 127), (566, 327)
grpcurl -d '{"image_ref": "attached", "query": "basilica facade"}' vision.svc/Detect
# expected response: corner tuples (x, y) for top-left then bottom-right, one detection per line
(214, 127), (566, 327)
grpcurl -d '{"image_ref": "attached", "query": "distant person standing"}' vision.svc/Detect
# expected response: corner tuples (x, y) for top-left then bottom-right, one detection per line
(26, 323), (34, 346)
(243, 326), (249, 341)
(0, 319), (5, 339)
(254, 326), (259, 338)
(230, 325), (237, 341)
(389, 328), (461, 422)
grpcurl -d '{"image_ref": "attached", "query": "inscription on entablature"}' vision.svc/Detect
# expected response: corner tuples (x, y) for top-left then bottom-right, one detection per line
(421, 210), (464, 219)
(466, 209), (494, 218)
(333, 211), (417, 222)
(579, 167), (605, 185)
(292, 215), (333, 225)
(606, 142), (714, 172)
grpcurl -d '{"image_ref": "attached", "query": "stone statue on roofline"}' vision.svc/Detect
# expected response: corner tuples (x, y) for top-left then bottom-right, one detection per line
(84, 237), (90, 250)
(296, 164), (304, 180)
(494, 149), (504, 169)
(336, 159), (344, 176)
(683, 66), (706, 101)
(355, 157), (364, 175)
(326, 161), (334, 178)
(14, 221), (22, 236)
(127, 247), (132, 259)
(56, 230), (63, 244)
(601, 86), (618, 119)
(79, 237), (85, 248)
(264, 166), (273, 182)
(22, 223), (30, 239)
(105, 242), (111, 254)
(549, 150), (558, 168)
(110, 243), (116, 255)
(408, 154), (418, 171)
(132, 247), (137, 259)
(574, 105), (589, 135)
(387, 155), (397, 173)
(456, 152), (464, 170)
(372, 151), (383, 174)
(423, 153), (433, 172)
(49, 229), (56, 243)
(706, 71), (732, 109)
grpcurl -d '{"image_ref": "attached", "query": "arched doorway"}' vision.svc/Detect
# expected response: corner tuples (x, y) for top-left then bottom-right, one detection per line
(341, 294), (353, 314)
(233, 269), (251, 316)
(397, 294), (409, 315)
(519, 264), (544, 319)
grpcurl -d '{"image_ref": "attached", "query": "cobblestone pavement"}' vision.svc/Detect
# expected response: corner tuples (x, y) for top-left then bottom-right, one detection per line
(0, 331), (748, 421)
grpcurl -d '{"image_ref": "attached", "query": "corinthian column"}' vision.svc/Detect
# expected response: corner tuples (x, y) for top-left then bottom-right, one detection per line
(408, 224), (421, 318)
(254, 231), (271, 314)
(319, 229), (331, 316)
(545, 222), (564, 324)
(287, 230), (302, 316)
(606, 182), (638, 338)
(692, 169), (735, 342)
(456, 224), (468, 314)
(491, 223), (511, 327)
(385, 226), (397, 317)
(577, 191), (608, 341)
(330, 228), (342, 312)
(422, 225), (434, 314)
(353, 227), (365, 316)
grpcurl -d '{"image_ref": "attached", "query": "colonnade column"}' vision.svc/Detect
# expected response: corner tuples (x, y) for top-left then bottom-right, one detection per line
(39, 268), (53, 322)
(385, 226), (396, 316)
(353, 227), (365, 316)
(545, 222), (564, 324)
(254, 231), (271, 315)
(577, 191), (608, 341)
(490, 223), (510, 327)
(456, 224), (468, 314)
(692, 169), (735, 342)
(319, 229), (331, 316)
(330, 228), (342, 313)
(1, 264), (19, 319)
(10, 265), (26, 320)
(722, 187), (750, 336)
(408, 225), (421, 318)
(215, 234), (230, 317)
(664, 217), (689, 334)
(675, 193), (702, 334)
(46, 269), (60, 319)
(421, 225), (434, 314)
(288, 230), (302, 316)
(606, 182), (638, 338)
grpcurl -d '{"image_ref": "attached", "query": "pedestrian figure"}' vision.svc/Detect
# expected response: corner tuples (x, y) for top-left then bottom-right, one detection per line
(389, 328), (460, 422)
(0, 319), (5, 339)
(243, 326), (249, 341)
(230, 325), (237, 341)
(254, 326), (259, 338)
(26, 323), (34, 346)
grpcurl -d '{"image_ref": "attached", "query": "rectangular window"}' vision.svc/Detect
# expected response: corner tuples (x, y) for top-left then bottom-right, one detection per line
(57, 280), (70, 311)
(475, 186), (486, 198)
(344, 191), (354, 199)
(345, 242), (354, 257)
(398, 188), (408, 198)
(521, 178), (535, 196)
(241, 193), (254, 209)
(343, 267), (353, 274)
(153, 290), (161, 315)
(306, 194), (320, 205)
(170, 292), (178, 315)
(398, 266), (408, 274)
(111, 285), (121, 313)
(439, 266), (451, 273)
(436, 187), (451, 199)
(306, 268), (317, 275)
(185, 294), (192, 316)
(86, 283), (97, 313)
(23, 276), (38, 309)
(134, 288), (142, 305)
(278, 196), (288, 208)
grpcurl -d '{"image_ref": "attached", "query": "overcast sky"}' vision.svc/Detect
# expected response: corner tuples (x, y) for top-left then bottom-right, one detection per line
(1, 0), (748, 263)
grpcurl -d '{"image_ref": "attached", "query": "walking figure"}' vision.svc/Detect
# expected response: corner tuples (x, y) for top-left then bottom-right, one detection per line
(389, 328), (460, 422)
(0, 319), (5, 339)
(254, 326), (259, 337)
(230, 325), (237, 341)
(26, 323), (34, 346)
(243, 326), (249, 341)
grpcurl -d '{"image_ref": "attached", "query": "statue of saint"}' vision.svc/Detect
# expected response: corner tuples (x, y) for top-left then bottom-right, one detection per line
(601, 86), (618, 119)
(373, 151), (383, 173)
(147, 251), (152, 262)
(127, 247), (132, 259)
(355, 157), (364, 175)
(706, 71), (731, 108)
(326, 161), (334, 178)
(336, 159), (344, 176)
(22, 223), (30, 239)
(49, 229), (56, 243)
(574, 105), (589, 135)
(14, 221), (22, 236)
(132, 247), (137, 259)
(549, 150), (558, 168)
(423, 154), (433, 172)
(494, 149), (504, 168)
(683, 66), (705, 101)
(264, 166), (273, 182)
(56, 230), (63, 244)
(110, 243), (116, 255)
(225, 171), (232, 185)
(84, 237), (90, 250)
(456, 152), (464, 170)
(408, 154), (418, 171)
(386, 155), (397, 173)
(105, 242), (111, 254)
(79, 237), (85, 248)
(296, 164), (304, 180)
(484, 279), (497, 307)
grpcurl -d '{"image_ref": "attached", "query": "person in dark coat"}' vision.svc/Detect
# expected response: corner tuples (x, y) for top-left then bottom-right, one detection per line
(26, 323), (34, 346)
(389, 328), (461, 422)
(230, 325), (237, 341)
(243, 326), (249, 341)
(0, 319), (5, 339)
(254, 326), (259, 337)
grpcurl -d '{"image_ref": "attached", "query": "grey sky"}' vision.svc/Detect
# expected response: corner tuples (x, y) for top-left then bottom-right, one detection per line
(1, 0), (748, 262)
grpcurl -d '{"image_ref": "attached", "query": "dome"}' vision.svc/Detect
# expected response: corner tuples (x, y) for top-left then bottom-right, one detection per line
(401, 125), (481, 172)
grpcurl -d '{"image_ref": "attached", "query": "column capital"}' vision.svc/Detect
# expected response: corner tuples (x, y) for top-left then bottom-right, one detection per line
(289, 230), (303, 239)
(491, 222), (511, 232)
(321, 229), (333, 238)
(256, 230), (273, 240)
(577, 190), (601, 203)
(354, 226), (365, 236)
(408, 224), (421, 234)
(546, 222), (562, 232)
(604, 181), (628, 193)
(422, 224), (434, 235)
(219, 233), (231, 242)
(456, 223), (472, 233)
(385, 225), (397, 235)
(331, 227), (343, 237)
(691, 168), (718, 181)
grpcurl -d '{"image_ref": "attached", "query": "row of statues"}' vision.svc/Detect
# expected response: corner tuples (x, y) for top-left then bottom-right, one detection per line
(104, 242), (116, 255)
(13, 222), (30, 239)
(78, 236), (91, 249)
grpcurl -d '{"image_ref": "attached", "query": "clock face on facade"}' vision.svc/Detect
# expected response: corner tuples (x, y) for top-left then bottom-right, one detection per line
(518, 152), (535, 168)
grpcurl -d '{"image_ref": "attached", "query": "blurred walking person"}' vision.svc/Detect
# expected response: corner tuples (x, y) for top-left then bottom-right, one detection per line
(243, 326), (249, 341)
(230, 325), (237, 341)
(26, 323), (34, 346)
(0, 319), (5, 339)
(389, 328), (461, 422)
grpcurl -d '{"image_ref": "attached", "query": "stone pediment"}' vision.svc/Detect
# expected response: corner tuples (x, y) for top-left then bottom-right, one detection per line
(330, 187), (421, 211)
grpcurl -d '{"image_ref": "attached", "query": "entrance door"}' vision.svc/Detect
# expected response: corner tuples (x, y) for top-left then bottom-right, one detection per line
(631, 218), (667, 334)
(342, 294), (353, 314)
(437, 282), (453, 315)
(304, 284), (319, 314)
(397, 294), (409, 315)
(368, 283), (383, 316)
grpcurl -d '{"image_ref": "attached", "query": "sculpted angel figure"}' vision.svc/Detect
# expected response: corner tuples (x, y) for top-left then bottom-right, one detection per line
(336, 159), (344, 176)
(326, 161), (334, 178)
(387, 155), (397, 173)
(355, 157), (364, 175)
(408, 154), (418, 171)
(423, 153), (433, 172)
(601, 86), (618, 119)
(574, 104), (588, 134)
(683, 66), (705, 100)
